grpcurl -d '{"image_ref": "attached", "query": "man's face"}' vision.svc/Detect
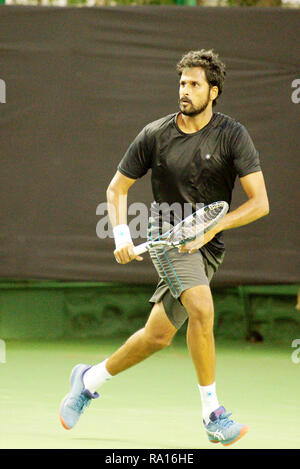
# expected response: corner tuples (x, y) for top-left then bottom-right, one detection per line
(178, 67), (213, 116)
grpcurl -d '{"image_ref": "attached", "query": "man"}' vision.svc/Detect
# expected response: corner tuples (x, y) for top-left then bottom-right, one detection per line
(59, 50), (269, 446)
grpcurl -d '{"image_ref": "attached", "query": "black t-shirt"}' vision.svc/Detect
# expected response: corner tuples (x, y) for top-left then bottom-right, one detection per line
(118, 112), (261, 255)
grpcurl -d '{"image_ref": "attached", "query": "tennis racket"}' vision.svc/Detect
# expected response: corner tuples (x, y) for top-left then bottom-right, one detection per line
(133, 200), (229, 256)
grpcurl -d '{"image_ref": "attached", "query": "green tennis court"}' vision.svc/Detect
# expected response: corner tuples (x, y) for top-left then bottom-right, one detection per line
(1, 2), (300, 455)
(1, 337), (298, 449)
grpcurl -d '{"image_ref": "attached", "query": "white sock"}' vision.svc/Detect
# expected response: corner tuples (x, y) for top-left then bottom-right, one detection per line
(83, 359), (112, 393)
(198, 382), (220, 425)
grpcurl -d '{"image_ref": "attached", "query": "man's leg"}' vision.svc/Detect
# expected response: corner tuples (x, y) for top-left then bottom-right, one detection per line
(105, 301), (178, 377)
(59, 301), (177, 430)
(180, 285), (219, 424)
(85, 301), (177, 388)
(180, 284), (249, 445)
(180, 285), (215, 387)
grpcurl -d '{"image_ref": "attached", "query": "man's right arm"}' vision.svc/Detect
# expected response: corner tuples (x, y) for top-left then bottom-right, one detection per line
(106, 170), (143, 264)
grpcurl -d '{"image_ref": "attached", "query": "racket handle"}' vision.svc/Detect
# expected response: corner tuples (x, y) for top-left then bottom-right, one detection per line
(133, 242), (149, 256)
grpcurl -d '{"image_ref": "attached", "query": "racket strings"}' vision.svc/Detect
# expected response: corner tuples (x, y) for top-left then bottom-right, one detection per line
(168, 203), (226, 244)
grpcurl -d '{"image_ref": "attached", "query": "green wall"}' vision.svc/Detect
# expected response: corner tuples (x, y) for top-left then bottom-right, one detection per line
(0, 281), (299, 344)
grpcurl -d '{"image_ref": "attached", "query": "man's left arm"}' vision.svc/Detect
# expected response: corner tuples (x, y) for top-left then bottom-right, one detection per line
(180, 171), (269, 253)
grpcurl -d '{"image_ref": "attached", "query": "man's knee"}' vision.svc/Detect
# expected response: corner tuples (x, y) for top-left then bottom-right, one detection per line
(180, 286), (214, 330)
(143, 301), (176, 350)
(143, 328), (173, 351)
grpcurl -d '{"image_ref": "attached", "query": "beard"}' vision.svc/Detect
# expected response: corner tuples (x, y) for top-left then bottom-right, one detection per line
(178, 89), (211, 116)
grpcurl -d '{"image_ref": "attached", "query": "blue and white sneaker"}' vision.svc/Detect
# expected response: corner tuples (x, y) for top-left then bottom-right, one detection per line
(59, 364), (99, 430)
(204, 406), (249, 446)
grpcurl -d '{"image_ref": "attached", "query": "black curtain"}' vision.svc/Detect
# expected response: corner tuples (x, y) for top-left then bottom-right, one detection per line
(0, 6), (299, 286)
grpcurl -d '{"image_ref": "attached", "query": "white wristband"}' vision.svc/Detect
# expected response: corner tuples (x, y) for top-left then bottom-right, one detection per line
(113, 224), (132, 248)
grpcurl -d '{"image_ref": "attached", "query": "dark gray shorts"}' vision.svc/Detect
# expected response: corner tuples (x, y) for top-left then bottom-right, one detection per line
(149, 244), (225, 329)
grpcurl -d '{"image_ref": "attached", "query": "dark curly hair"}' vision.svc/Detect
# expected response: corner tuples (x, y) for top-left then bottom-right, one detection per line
(176, 49), (226, 107)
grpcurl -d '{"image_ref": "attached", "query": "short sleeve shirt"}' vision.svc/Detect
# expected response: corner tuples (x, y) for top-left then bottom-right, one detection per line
(118, 112), (261, 254)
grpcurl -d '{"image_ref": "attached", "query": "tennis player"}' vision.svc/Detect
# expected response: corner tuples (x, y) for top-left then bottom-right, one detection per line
(60, 49), (269, 446)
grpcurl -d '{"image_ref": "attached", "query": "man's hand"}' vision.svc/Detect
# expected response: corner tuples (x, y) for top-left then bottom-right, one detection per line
(178, 226), (219, 254)
(114, 242), (143, 264)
